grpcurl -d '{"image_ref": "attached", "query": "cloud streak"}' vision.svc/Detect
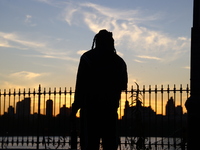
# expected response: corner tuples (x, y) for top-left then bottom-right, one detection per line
(0, 31), (78, 61)
(24, 15), (37, 26)
(61, 1), (190, 63)
(0, 32), (45, 49)
(137, 55), (162, 61)
(10, 71), (42, 79)
(0, 71), (50, 89)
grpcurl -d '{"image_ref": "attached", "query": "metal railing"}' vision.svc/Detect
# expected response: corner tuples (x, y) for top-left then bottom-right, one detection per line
(0, 84), (189, 149)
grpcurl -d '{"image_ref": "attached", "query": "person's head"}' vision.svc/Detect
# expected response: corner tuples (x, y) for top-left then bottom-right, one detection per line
(92, 29), (116, 53)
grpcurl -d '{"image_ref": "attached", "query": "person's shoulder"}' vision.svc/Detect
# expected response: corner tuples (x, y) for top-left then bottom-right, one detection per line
(80, 49), (96, 64)
(81, 49), (95, 57)
(114, 53), (126, 64)
(80, 49), (90, 59)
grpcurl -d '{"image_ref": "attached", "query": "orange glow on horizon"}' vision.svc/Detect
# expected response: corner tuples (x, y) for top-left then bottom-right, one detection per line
(0, 86), (189, 119)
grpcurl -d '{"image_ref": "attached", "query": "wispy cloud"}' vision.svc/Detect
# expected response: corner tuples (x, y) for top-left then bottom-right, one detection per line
(0, 31), (78, 61)
(137, 55), (162, 61)
(134, 59), (145, 63)
(10, 71), (42, 79)
(0, 39), (13, 48)
(24, 15), (37, 26)
(30, 54), (79, 62)
(0, 71), (50, 89)
(60, 1), (190, 63)
(17, 0), (190, 63)
(25, 15), (32, 23)
(80, 2), (141, 22)
(0, 32), (45, 49)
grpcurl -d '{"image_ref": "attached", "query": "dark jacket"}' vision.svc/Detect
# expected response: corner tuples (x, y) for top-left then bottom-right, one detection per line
(72, 48), (128, 116)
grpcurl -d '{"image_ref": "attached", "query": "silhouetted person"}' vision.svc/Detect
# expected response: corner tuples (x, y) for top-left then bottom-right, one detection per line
(71, 29), (128, 150)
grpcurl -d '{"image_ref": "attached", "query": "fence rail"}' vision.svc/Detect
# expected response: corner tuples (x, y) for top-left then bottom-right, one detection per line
(0, 84), (189, 149)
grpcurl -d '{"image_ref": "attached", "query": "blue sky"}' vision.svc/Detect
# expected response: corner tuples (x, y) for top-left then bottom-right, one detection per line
(0, 0), (192, 90)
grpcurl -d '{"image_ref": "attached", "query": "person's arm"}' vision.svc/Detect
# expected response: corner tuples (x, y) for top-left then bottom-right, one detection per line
(71, 55), (88, 117)
(121, 62), (128, 91)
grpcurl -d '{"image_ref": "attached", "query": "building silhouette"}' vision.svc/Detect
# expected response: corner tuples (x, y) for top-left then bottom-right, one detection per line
(46, 99), (53, 117)
(175, 105), (183, 116)
(123, 97), (184, 120)
(16, 97), (31, 117)
(8, 106), (14, 116)
(166, 97), (175, 116)
(166, 97), (183, 117)
(59, 105), (70, 117)
(0, 96), (186, 137)
(123, 100), (156, 120)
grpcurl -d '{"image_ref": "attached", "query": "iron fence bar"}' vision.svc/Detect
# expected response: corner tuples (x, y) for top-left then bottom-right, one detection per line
(161, 85), (164, 149)
(172, 85), (175, 149)
(155, 85), (158, 150)
(148, 85), (152, 148)
(130, 85), (134, 150)
(64, 87), (67, 106)
(166, 85), (170, 149)
(37, 84), (41, 149)
(53, 87), (56, 146)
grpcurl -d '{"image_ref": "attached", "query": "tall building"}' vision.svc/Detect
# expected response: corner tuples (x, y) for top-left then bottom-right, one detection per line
(16, 97), (31, 117)
(166, 97), (183, 117)
(8, 106), (14, 116)
(166, 97), (175, 116)
(46, 99), (53, 117)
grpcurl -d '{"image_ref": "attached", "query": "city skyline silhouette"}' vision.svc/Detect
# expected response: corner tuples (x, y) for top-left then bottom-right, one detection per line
(0, 96), (187, 137)
(3, 96), (186, 119)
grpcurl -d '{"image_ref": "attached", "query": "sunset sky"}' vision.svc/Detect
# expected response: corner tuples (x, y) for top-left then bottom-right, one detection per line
(0, 0), (192, 90)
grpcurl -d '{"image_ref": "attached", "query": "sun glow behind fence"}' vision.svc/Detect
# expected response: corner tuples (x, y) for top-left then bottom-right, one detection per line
(0, 84), (189, 118)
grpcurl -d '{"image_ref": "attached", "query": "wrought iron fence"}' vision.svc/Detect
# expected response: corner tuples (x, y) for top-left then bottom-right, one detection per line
(0, 84), (189, 149)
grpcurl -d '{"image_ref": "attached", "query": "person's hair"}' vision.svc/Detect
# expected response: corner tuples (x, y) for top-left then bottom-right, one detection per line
(91, 29), (116, 53)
